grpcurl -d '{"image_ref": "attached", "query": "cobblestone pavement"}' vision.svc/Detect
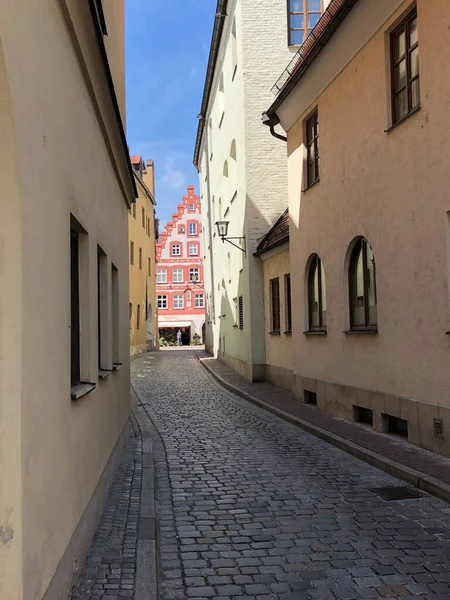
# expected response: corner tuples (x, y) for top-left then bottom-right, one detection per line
(74, 349), (450, 600)
(72, 417), (142, 600)
(131, 350), (450, 600)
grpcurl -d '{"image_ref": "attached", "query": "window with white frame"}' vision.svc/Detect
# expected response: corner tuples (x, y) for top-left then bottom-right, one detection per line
(157, 269), (167, 283)
(189, 203), (195, 212)
(173, 294), (184, 309)
(188, 223), (197, 236)
(189, 268), (199, 282)
(195, 294), (204, 308)
(189, 243), (198, 256)
(172, 268), (183, 282)
(172, 243), (181, 256)
(157, 295), (168, 309)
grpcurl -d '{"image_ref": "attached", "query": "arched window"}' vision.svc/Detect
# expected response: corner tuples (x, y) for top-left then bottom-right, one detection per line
(308, 255), (327, 331)
(349, 237), (377, 330)
(223, 160), (228, 177)
(230, 139), (236, 160)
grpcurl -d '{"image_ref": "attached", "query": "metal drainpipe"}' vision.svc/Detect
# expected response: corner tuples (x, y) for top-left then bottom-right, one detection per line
(203, 127), (216, 325)
(261, 112), (287, 142)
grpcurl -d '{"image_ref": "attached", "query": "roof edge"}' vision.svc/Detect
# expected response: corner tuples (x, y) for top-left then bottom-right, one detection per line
(254, 209), (289, 256)
(193, 0), (229, 169)
(265, 0), (358, 120)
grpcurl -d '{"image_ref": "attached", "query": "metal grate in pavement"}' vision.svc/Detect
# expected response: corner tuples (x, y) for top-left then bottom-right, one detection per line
(370, 486), (423, 501)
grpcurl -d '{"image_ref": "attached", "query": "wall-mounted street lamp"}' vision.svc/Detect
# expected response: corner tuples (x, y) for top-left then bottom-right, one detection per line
(184, 272), (204, 294)
(215, 221), (246, 254)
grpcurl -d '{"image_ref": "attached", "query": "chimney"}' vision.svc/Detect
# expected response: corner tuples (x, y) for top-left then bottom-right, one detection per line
(143, 159), (155, 196)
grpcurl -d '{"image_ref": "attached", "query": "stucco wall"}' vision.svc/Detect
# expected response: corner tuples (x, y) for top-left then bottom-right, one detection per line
(129, 173), (157, 356)
(262, 248), (292, 378)
(199, 0), (302, 380)
(284, 0), (450, 449)
(0, 2), (132, 598)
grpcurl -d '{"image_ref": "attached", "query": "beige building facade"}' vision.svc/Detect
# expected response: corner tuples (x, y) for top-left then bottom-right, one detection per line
(194, 0), (331, 382)
(129, 156), (158, 355)
(264, 0), (450, 456)
(0, 2), (136, 599)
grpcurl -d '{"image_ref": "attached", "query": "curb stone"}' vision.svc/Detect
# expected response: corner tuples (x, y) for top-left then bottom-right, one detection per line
(197, 354), (450, 506)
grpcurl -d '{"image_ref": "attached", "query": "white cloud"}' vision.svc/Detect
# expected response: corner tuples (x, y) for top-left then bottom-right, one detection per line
(160, 156), (187, 190)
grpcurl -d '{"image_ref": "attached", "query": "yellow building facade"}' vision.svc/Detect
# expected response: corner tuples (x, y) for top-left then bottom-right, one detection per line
(264, 0), (450, 456)
(129, 157), (158, 355)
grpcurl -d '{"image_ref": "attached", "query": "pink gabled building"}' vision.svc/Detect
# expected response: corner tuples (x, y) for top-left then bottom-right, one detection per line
(156, 185), (205, 345)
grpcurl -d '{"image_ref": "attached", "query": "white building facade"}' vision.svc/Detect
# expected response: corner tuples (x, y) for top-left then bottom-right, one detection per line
(194, 0), (330, 381)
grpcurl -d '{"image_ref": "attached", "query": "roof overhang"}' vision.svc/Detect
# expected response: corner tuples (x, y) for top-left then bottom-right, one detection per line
(264, 0), (406, 132)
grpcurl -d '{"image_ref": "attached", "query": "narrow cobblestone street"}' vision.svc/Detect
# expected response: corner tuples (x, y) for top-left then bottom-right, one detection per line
(74, 350), (450, 600)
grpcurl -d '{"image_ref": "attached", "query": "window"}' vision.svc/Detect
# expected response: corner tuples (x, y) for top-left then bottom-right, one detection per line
(189, 243), (198, 256)
(147, 217), (150, 237)
(349, 238), (377, 330)
(112, 265), (119, 363)
(390, 9), (419, 125)
(139, 247), (143, 269)
(142, 207), (145, 228)
(137, 304), (141, 329)
(173, 294), (184, 309)
(70, 229), (81, 385)
(132, 203), (136, 218)
(270, 278), (281, 333)
(238, 296), (244, 329)
(231, 18), (237, 77)
(189, 203), (195, 212)
(172, 268), (183, 283)
(97, 246), (107, 370)
(195, 294), (204, 308)
(95, 0), (108, 35)
(308, 255), (327, 331)
(172, 243), (181, 256)
(157, 295), (168, 309)
(285, 274), (292, 332)
(306, 110), (319, 187)
(157, 269), (167, 283)
(148, 257), (151, 275)
(288, 0), (323, 46)
(179, 225), (185, 234)
(189, 268), (199, 282)
(189, 223), (197, 236)
(129, 303), (132, 323)
(130, 240), (134, 264)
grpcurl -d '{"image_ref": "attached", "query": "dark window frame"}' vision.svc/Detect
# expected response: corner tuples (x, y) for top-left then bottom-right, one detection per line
(137, 304), (141, 329)
(238, 296), (244, 330)
(306, 110), (319, 188)
(285, 274), (292, 332)
(70, 230), (81, 385)
(139, 247), (143, 270)
(270, 278), (281, 333)
(348, 237), (378, 331)
(287, 0), (324, 47)
(390, 8), (419, 125)
(130, 240), (134, 265)
(308, 254), (326, 331)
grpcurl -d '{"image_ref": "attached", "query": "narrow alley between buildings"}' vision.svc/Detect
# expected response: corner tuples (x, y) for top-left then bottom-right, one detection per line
(73, 350), (450, 600)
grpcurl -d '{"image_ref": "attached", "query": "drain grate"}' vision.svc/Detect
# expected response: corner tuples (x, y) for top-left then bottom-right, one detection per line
(369, 486), (423, 501)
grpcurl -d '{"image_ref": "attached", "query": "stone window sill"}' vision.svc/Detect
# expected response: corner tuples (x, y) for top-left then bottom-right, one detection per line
(269, 330), (281, 336)
(113, 362), (122, 371)
(71, 382), (96, 401)
(344, 329), (378, 335)
(284, 330), (292, 336)
(304, 330), (327, 336)
(385, 106), (421, 134)
(99, 369), (113, 380)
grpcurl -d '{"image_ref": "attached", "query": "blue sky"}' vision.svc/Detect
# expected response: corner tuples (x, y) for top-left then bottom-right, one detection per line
(125, 0), (214, 227)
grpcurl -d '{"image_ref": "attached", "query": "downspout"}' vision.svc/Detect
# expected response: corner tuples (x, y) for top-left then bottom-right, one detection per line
(261, 112), (287, 142)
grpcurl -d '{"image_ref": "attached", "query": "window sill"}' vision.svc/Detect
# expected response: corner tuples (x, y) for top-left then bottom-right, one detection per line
(232, 324), (239, 328)
(112, 362), (122, 371)
(269, 331), (281, 336)
(284, 330), (292, 336)
(304, 330), (327, 336)
(303, 178), (320, 193)
(385, 106), (421, 133)
(71, 382), (96, 401)
(344, 329), (378, 335)
(99, 369), (113, 380)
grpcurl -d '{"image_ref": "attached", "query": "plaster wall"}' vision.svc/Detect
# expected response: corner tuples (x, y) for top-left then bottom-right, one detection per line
(0, 1), (133, 598)
(285, 0), (450, 452)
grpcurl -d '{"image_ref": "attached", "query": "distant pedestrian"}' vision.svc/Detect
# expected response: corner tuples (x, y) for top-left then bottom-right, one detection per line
(177, 330), (182, 346)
